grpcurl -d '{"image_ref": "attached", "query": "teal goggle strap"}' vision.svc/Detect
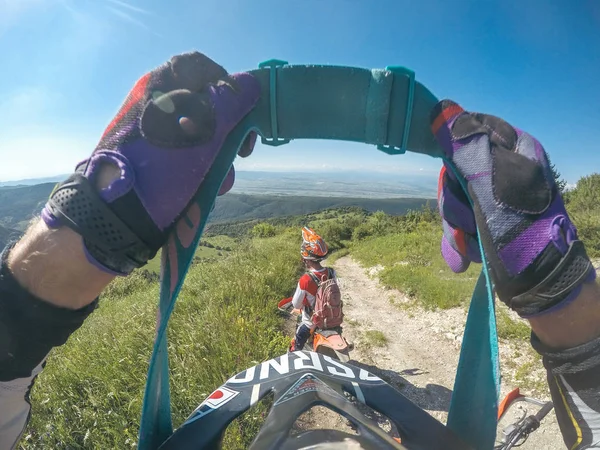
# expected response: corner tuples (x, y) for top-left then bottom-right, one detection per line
(137, 60), (500, 450)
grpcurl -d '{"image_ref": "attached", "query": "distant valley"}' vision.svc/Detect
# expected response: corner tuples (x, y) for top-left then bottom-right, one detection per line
(0, 170), (436, 248)
(230, 170), (437, 198)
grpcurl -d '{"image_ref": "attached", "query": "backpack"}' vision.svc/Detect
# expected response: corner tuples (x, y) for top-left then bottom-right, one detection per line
(308, 268), (343, 329)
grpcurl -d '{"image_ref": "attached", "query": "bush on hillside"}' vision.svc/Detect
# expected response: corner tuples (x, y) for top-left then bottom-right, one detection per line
(565, 173), (600, 257)
(251, 222), (277, 238)
(351, 205), (439, 241)
(318, 221), (353, 250)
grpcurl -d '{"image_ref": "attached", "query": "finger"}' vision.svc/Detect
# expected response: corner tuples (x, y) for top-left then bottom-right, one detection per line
(442, 234), (471, 273)
(438, 165), (477, 235)
(492, 129), (553, 215)
(452, 112), (517, 152)
(218, 166), (235, 196)
(442, 219), (482, 265)
(141, 73), (260, 148)
(141, 89), (215, 146)
(430, 100), (466, 158)
(238, 131), (257, 158)
(152, 51), (229, 93)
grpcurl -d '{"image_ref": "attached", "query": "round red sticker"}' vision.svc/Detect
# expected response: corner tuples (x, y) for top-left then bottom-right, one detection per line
(209, 390), (224, 400)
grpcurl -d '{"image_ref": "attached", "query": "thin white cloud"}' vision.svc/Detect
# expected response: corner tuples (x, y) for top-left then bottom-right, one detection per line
(234, 158), (438, 176)
(104, 0), (151, 15)
(106, 5), (149, 30)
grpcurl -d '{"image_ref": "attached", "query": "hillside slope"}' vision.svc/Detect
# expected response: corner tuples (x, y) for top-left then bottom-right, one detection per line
(203, 193), (428, 223)
(0, 224), (21, 249)
(23, 234), (301, 449)
(0, 183), (54, 230)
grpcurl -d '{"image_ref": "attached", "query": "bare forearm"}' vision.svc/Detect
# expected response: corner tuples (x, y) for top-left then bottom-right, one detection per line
(7, 219), (115, 309)
(527, 279), (600, 449)
(528, 280), (600, 349)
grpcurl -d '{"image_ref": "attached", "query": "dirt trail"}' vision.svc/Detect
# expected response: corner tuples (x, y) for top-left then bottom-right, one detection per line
(303, 256), (563, 449)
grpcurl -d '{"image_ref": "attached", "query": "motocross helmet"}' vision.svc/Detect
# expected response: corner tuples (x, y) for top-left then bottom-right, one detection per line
(159, 351), (471, 450)
(301, 226), (329, 261)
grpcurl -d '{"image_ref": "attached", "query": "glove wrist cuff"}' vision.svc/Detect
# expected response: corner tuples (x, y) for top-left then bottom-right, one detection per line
(509, 240), (596, 317)
(42, 173), (163, 274)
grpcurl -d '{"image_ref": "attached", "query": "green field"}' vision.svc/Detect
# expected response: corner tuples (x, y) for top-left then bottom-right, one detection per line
(145, 235), (240, 274)
(23, 234), (300, 449)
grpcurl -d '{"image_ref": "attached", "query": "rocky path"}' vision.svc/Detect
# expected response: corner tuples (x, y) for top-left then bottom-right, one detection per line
(295, 256), (563, 449)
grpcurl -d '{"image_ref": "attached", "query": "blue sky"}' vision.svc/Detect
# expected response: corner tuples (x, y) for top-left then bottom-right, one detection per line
(0, 0), (599, 185)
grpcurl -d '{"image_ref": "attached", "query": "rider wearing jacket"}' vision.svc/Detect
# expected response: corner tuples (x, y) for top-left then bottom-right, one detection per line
(289, 227), (338, 352)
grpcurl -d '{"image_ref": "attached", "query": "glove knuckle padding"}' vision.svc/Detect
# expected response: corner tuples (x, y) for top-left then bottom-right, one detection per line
(168, 52), (228, 92)
(46, 173), (163, 273)
(492, 136), (552, 215)
(140, 90), (216, 147)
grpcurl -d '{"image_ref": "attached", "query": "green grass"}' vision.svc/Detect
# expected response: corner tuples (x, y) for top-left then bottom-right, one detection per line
(325, 248), (350, 265)
(351, 222), (479, 310)
(514, 355), (547, 394)
(22, 234), (301, 449)
(349, 220), (533, 340)
(363, 330), (388, 347)
(496, 306), (531, 341)
(145, 252), (162, 274)
(144, 234), (238, 274)
(203, 235), (238, 249)
(194, 245), (221, 259)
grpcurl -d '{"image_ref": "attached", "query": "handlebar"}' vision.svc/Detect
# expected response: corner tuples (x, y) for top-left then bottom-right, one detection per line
(495, 399), (554, 450)
(534, 401), (554, 422)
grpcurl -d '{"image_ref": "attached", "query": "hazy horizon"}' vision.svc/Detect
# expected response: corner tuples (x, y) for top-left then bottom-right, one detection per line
(0, 169), (438, 199)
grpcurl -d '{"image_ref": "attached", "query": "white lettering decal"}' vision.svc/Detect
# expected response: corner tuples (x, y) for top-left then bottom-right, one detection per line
(293, 351), (323, 372)
(324, 356), (355, 378)
(359, 368), (381, 381)
(227, 366), (256, 384)
(259, 354), (290, 380)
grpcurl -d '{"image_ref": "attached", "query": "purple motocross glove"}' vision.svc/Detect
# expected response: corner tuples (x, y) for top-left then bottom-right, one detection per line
(432, 100), (596, 317)
(43, 52), (259, 274)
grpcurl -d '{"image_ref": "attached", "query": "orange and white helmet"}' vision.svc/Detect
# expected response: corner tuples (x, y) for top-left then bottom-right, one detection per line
(300, 226), (328, 261)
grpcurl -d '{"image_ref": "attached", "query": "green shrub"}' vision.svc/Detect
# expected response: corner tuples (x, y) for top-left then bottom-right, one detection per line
(352, 223), (373, 241)
(318, 221), (352, 250)
(251, 222), (277, 238)
(565, 173), (600, 257)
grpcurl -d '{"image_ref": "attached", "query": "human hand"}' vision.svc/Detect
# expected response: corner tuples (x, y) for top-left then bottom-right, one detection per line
(43, 51), (259, 274)
(432, 100), (595, 317)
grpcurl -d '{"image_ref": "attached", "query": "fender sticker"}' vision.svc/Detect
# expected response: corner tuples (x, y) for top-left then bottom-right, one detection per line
(274, 373), (344, 406)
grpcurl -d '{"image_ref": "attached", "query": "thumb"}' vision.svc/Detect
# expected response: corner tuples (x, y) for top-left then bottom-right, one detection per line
(441, 234), (471, 273)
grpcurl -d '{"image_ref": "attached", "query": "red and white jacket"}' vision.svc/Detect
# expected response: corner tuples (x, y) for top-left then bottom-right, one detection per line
(291, 267), (337, 327)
